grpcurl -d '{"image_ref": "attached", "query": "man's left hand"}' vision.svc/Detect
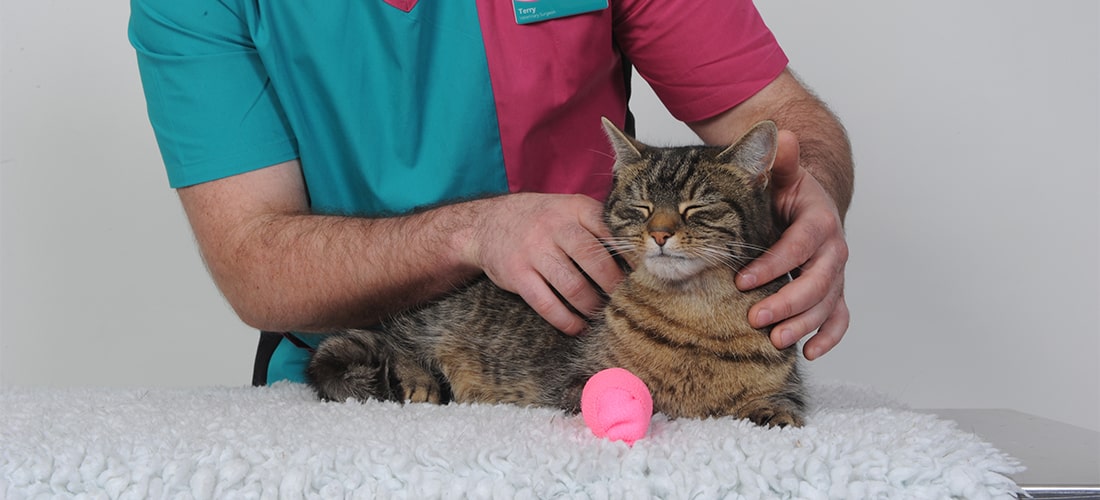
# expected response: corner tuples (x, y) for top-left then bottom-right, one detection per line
(736, 129), (850, 360)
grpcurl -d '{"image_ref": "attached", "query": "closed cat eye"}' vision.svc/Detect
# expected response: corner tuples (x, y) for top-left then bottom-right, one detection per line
(679, 203), (707, 219)
(632, 203), (653, 218)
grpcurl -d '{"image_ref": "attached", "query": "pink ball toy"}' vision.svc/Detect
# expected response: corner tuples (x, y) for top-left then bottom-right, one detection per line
(580, 367), (653, 445)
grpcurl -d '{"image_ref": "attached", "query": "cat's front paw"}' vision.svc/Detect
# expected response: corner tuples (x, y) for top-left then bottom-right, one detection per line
(400, 369), (450, 404)
(743, 402), (805, 428)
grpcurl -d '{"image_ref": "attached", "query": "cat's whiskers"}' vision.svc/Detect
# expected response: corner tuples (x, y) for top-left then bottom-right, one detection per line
(693, 246), (753, 277)
(578, 239), (633, 263)
(585, 148), (615, 161)
(692, 242), (806, 278)
(594, 237), (637, 255)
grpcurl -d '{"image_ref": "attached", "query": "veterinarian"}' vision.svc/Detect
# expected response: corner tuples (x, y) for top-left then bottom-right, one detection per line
(128, 0), (854, 385)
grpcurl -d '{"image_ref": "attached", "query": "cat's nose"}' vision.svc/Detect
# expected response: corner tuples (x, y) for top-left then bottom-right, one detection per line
(647, 212), (679, 247)
(650, 230), (672, 246)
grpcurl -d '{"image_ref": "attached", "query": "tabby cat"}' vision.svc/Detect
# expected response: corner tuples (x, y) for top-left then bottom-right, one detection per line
(308, 119), (805, 427)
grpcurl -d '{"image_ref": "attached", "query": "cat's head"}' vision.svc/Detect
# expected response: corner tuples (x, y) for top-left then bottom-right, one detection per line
(602, 118), (780, 284)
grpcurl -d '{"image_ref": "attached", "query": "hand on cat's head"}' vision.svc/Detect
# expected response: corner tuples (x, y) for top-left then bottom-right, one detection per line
(737, 129), (850, 361)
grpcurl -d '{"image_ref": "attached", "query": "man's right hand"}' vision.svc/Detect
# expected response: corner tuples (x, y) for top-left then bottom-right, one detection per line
(460, 193), (624, 335)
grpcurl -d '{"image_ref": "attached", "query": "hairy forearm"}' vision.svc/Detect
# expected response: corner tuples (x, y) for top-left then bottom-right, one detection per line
(768, 86), (854, 220)
(176, 159), (499, 332)
(196, 201), (484, 333)
(177, 164), (499, 334)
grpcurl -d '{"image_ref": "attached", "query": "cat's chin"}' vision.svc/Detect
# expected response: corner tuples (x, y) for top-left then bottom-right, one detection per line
(639, 255), (708, 283)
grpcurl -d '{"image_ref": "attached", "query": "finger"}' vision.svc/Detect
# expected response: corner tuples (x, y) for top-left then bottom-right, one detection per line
(769, 130), (801, 188)
(571, 193), (614, 239)
(558, 225), (624, 296)
(737, 215), (825, 291)
(569, 196), (625, 294)
(514, 274), (589, 336)
(802, 297), (850, 360)
(765, 275), (844, 350)
(748, 237), (846, 329)
(538, 246), (607, 319)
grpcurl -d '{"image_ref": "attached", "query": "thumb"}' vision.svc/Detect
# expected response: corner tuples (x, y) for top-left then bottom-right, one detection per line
(770, 129), (801, 189)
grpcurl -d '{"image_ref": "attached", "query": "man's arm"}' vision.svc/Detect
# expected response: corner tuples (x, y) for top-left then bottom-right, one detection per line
(178, 159), (623, 335)
(688, 69), (854, 360)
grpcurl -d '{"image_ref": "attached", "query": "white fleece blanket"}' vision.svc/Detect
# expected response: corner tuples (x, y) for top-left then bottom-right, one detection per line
(1, 382), (1023, 499)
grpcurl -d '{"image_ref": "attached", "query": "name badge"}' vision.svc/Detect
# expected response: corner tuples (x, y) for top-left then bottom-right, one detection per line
(512, 0), (608, 25)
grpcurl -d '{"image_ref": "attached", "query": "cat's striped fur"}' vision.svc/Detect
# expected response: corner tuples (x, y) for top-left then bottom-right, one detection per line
(308, 119), (805, 427)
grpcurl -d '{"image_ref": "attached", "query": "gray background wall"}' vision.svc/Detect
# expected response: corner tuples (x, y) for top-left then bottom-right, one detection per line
(2, 1), (1098, 432)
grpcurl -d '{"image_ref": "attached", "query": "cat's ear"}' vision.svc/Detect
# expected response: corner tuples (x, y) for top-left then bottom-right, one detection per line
(717, 120), (778, 188)
(601, 116), (646, 167)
